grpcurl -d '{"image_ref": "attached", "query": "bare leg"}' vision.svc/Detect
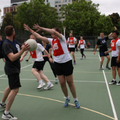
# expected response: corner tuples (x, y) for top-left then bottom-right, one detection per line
(106, 55), (110, 66)
(39, 70), (49, 83)
(112, 66), (116, 79)
(58, 75), (68, 97)
(100, 56), (104, 67)
(72, 52), (75, 61)
(5, 88), (19, 111)
(1, 87), (11, 103)
(66, 74), (77, 98)
(31, 68), (42, 81)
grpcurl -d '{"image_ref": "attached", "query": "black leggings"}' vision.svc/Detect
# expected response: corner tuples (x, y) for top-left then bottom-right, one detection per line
(43, 57), (57, 78)
(80, 49), (85, 58)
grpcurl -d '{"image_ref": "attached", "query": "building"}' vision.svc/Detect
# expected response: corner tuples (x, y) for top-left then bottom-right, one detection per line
(44, 0), (55, 7)
(55, 0), (91, 21)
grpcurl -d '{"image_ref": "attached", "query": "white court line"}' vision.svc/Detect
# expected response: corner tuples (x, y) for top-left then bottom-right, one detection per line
(98, 54), (118, 120)
(0, 78), (105, 83)
(0, 64), (33, 78)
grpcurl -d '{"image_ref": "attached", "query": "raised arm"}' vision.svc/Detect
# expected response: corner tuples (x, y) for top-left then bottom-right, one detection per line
(33, 24), (62, 39)
(24, 24), (49, 43)
(108, 26), (117, 38)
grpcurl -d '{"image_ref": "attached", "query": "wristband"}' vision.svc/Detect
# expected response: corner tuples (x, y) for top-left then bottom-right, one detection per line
(32, 31), (35, 34)
(49, 57), (51, 59)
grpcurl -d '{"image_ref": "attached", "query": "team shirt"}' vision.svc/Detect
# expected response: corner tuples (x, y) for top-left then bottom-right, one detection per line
(110, 38), (120, 57)
(2, 39), (21, 75)
(79, 40), (86, 49)
(97, 37), (108, 52)
(67, 37), (77, 48)
(48, 34), (72, 63)
(30, 43), (45, 61)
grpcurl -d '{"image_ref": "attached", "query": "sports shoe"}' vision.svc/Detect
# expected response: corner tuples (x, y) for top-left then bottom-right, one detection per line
(0, 103), (6, 111)
(84, 56), (86, 59)
(74, 61), (76, 65)
(116, 81), (120, 86)
(74, 100), (80, 109)
(55, 78), (58, 84)
(2, 112), (17, 120)
(99, 67), (104, 70)
(37, 82), (45, 89)
(25, 59), (29, 62)
(80, 58), (83, 60)
(106, 66), (111, 70)
(109, 80), (117, 85)
(64, 99), (70, 107)
(44, 83), (54, 90)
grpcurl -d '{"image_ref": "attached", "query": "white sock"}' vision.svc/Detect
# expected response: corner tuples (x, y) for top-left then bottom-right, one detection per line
(1, 102), (5, 105)
(39, 80), (43, 84)
(66, 96), (70, 100)
(47, 81), (51, 85)
(113, 79), (116, 81)
(74, 98), (78, 102)
(5, 111), (10, 115)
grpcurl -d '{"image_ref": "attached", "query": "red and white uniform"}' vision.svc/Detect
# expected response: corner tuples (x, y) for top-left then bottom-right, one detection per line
(30, 43), (45, 61)
(79, 40), (86, 49)
(111, 38), (120, 57)
(48, 34), (72, 63)
(67, 37), (76, 48)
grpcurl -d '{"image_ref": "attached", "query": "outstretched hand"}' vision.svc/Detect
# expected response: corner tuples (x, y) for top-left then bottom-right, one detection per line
(33, 24), (41, 30)
(114, 26), (117, 31)
(24, 24), (31, 31)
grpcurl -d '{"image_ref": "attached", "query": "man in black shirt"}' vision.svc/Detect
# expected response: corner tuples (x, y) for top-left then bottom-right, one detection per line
(94, 32), (113, 70)
(0, 26), (30, 120)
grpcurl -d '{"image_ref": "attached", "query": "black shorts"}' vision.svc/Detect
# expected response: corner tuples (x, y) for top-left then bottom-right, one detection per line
(32, 61), (44, 71)
(69, 48), (75, 52)
(99, 51), (109, 57)
(8, 73), (21, 90)
(111, 57), (120, 68)
(54, 60), (73, 76)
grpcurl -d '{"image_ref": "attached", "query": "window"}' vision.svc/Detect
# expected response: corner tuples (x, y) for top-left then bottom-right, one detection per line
(55, 5), (57, 7)
(46, 0), (48, 2)
(63, 0), (67, 2)
(69, 0), (71, 2)
(59, 5), (61, 7)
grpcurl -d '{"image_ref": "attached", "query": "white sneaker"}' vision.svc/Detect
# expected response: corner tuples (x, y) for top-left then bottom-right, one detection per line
(55, 78), (58, 84)
(0, 103), (6, 111)
(44, 83), (54, 90)
(37, 82), (45, 89)
(2, 112), (17, 120)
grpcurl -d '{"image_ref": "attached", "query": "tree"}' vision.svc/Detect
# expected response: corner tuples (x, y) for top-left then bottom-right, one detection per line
(16, 0), (61, 31)
(60, 0), (113, 36)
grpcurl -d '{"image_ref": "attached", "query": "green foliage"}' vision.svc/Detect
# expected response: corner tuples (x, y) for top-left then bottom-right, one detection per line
(16, 0), (61, 31)
(60, 0), (113, 36)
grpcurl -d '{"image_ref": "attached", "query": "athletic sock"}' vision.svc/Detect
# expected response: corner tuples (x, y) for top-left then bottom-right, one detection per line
(39, 80), (43, 84)
(1, 102), (5, 105)
(74, 98), (78, 102)
(112, 79), (116, 81)
(66, 96), (70, 100)
(47, 81), (51, 85)
(5, 111), (10, 114)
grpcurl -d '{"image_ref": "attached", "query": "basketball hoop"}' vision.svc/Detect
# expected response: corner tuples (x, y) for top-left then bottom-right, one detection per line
(63, 26), (66, 37)
(70, 30), (73, 33)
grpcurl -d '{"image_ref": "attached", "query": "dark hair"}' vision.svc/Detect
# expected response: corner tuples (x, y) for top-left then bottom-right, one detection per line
(112, 30), (119, 35)
(4, 25), (14, 36)
(53, 27), (62, 34)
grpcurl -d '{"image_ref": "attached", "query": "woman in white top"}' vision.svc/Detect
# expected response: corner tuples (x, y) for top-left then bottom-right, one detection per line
(24, 24), (80, 108)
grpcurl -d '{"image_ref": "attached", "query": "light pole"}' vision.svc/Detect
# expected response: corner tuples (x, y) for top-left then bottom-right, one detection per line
(63, 26), (66, 37)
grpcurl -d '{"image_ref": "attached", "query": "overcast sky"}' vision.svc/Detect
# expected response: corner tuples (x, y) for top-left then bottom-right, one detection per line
(0, 0), (120, 22)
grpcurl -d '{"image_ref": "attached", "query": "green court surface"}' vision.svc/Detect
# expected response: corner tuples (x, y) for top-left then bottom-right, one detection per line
(0, 51), (120, 120)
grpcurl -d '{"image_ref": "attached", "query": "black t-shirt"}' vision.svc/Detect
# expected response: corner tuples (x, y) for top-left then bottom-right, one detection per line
(97, 37), (108, 52)
(42, 44), (51, 57)
(2, 39), (21, 75)
(0, 40), (4, 58)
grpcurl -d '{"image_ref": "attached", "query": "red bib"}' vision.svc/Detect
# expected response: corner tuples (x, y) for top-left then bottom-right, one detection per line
(30, 50), (37, 58)
(52, 38), (64, 56)
(69, 37), (74, 44)
(111, 38), (119, 51)
(79, 40), (84, 45)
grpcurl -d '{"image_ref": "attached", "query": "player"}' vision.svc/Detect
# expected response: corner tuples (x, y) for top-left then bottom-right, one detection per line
(24, 24), (80, 108)
(105, 31), (120, 85)
(20, 35), (54, 90)
(42, 40), (58, 84)
(0, 25), (30, 120)
(93, 29), (116, 70)
(67, 33), (77, 65)
(77, 36), (88, 60)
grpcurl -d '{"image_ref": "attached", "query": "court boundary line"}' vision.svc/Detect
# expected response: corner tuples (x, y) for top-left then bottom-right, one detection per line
(98, 54), (118, 120)
(0, 91), (114, 120)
